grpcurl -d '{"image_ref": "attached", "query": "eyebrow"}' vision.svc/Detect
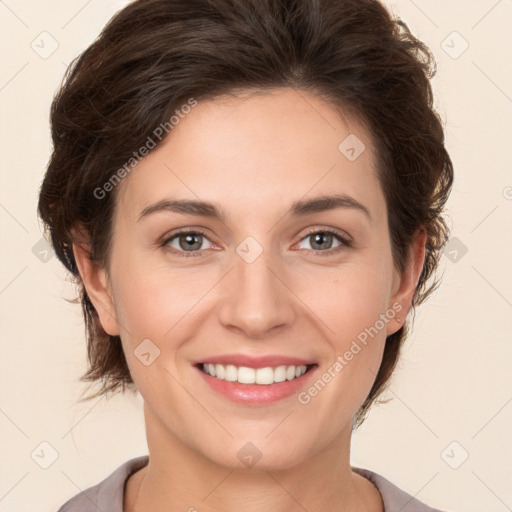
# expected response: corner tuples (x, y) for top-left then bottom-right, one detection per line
(137, 193), (372, 223)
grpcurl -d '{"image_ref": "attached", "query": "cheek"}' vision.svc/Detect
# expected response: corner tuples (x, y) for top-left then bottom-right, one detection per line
(294, 257), (393, 405)
(109, 253), (222, 387)
(298, 255), (394, 345)
(110, 247), (199, 336)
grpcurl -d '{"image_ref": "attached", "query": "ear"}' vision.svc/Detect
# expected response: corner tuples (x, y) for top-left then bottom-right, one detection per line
(386, 227), (427, 336)
(72, 231), (120, 337)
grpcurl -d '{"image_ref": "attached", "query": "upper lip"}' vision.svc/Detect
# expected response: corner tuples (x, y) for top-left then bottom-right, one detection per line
(194, 354), (316, 369)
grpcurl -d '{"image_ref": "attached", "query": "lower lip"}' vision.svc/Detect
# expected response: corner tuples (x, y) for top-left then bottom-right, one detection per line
(195, 365), (317, 405)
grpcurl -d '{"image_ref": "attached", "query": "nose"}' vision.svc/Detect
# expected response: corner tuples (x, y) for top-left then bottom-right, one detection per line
(218, 245), (296, 339)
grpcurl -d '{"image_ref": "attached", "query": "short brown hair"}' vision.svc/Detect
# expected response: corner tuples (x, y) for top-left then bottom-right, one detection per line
(37, 0), (453, 426)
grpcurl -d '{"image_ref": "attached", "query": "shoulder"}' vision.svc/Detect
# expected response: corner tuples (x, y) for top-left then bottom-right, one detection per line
(56, 455), (149, 512)
(352, 467), (445, 512)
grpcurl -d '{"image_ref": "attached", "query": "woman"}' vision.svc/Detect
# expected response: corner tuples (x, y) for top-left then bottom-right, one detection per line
(38, 0), (453, 510)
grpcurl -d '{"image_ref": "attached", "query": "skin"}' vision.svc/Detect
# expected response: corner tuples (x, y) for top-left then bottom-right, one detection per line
(73, 87), (426, 512)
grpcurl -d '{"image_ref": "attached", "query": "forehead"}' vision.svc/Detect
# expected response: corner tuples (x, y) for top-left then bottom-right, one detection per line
(114, 88), (385, 225)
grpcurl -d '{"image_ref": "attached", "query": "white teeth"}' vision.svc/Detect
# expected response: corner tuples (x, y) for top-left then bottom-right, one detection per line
(201, 363), (309, 385)
(238, 366), (255, 384)
(255, 367), (274, 385)
(225, 364), (238, 382)
(274, 365), (287, 382)
(215, 364), (225, 379)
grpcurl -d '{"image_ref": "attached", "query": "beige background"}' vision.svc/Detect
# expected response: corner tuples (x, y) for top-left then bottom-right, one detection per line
(1, 0), (511, 510)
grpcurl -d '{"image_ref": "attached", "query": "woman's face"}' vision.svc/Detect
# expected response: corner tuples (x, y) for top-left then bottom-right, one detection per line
(82, 88), (421, 470)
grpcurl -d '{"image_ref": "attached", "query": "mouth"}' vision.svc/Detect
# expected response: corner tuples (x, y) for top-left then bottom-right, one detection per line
(192, 354), (319, 404)
(197, 362), (317, 385)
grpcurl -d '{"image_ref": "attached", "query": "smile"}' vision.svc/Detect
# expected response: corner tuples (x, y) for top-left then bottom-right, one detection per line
(200, 363), (313, 385)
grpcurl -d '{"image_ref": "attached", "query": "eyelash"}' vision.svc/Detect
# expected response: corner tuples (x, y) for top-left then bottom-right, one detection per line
(160, 227), (352, 258)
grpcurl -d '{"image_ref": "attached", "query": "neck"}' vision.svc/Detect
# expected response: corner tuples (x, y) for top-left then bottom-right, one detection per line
(125, 405), (383, 512)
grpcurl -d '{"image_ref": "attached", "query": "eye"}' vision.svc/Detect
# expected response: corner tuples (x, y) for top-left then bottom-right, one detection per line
(161, 229), (214, 257)
(160, 227), (352, 258)
(295, 228), (352, 255)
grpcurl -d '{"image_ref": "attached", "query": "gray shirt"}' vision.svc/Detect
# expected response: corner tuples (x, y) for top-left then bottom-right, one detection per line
(56, 455), (444, 511)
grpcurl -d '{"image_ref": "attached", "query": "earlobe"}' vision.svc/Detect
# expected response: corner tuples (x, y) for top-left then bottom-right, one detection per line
(72, 239), (120, 337)
(386, 227), (427, 336)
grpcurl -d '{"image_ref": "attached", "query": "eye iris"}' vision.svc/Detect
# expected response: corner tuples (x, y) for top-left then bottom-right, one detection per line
(311, 232), (333, 250)
(179, 233), (202, 251)
(172, 231), (338, 253)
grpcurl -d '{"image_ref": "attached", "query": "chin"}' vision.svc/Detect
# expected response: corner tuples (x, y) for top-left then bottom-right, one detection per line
(193, 433), (315, 472)
(212, 448), (308, 472)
